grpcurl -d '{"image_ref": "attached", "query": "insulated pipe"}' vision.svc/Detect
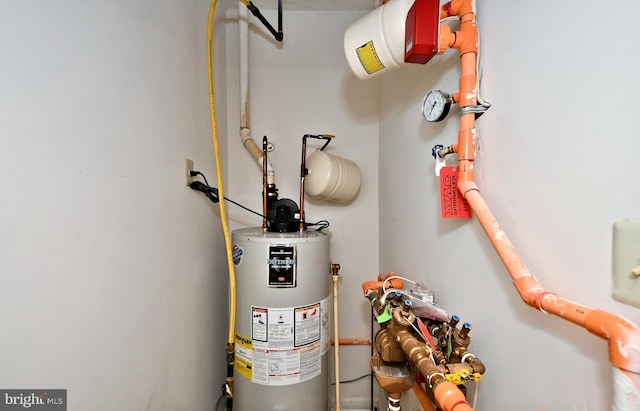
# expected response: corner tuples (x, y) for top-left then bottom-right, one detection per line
(440, 0), (640, 403)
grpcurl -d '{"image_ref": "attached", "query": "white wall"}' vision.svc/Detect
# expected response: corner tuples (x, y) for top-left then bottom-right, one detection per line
(8, 1), (636, 409)
(379, 1), (640, 410)
(223, 8), (381, 406)
(0, 1), (231, 409)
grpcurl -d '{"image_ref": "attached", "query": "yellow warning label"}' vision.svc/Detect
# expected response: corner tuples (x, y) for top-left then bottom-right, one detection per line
(356, 41), (385, 74)
(234, 333), (253, 380)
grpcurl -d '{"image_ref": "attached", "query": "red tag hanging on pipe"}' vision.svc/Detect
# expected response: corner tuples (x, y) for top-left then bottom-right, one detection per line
(439, 166), (472, 219)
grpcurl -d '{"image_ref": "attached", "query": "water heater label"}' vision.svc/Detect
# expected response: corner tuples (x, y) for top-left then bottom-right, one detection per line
(267, 245), (297, 287)
(238, 296), (330, 386)
(294, 303), (321, 347)
(232, 244), (244, 266)
(234, 333), (253, 381)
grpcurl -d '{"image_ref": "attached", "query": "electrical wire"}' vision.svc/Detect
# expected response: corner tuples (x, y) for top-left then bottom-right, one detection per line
(379, 275), (417, 305)
(189, 174), (330, 230)
(472, 381), (479, 409)
(383, 275), (416, 291)
(331, 373), (372, 385)
(215, 393), (225, 411)
(475, 29), (491, 109)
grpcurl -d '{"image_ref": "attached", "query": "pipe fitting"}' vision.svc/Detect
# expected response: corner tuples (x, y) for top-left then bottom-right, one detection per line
(440, 0), (474, 19)
(433, 381), (473, 411)
(392, 304), (415, 327)
(584, 309), (640, 373)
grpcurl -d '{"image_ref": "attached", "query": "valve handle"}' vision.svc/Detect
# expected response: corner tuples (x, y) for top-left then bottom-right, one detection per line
(445, 369), (482, 385)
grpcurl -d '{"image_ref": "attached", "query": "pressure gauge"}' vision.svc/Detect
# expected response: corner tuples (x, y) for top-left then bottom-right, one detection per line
(421, 89), (451, 122)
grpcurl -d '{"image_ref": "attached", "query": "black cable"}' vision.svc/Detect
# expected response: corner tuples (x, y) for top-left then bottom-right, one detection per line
(189, 172), (329, 230)
(304, 219), (330, 231)
(190, 170), (210, 186)
(215, 393), (224, 411)
(331, 373), (371, 385)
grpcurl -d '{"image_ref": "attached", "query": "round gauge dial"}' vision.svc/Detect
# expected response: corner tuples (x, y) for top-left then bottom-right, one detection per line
(421, 89), (451, 122)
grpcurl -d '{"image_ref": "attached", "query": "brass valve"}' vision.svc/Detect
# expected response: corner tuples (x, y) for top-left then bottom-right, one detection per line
(362, 275), (486, 410)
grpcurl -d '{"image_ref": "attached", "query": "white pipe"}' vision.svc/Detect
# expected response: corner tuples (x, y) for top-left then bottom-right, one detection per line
(333, 274), (341, 411)
(239, 4), (249, 129)
(238, 4), (275, 184)
(612, 367), (640, 411)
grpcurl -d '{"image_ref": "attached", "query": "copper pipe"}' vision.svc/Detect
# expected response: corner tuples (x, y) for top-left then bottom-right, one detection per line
(412, 381), (436, 411)
(299, 135), (307, 232)
(396, 329), (445, 385)
(396, 329), (474, 411)
(262, 136), (268, 230)
(330, 339), (371, 346)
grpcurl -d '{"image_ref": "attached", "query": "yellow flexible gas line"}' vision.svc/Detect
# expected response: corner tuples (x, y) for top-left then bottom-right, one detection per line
(207, 0), (236, 350)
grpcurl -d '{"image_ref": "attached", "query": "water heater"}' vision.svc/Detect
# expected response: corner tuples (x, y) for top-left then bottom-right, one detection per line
(232, 227), (331, 410)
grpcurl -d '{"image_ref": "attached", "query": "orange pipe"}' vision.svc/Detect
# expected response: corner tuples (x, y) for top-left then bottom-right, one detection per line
(459, 183), (640, 375)
(362, 272), (404, 293)
(412, 381), (436, 411)
(443, 0), (478, 184)
(439, 0), (640, 402)
(434, 381), (473, 411)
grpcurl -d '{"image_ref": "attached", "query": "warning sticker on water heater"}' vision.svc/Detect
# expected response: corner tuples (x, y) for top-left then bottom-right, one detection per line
(294, 303), (320, 347)
(237, 296), (329, 386)
(235, 333), (253, 380)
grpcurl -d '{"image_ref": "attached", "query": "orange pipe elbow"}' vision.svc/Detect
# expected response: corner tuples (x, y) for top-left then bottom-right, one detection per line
(362, 281), (379, 294)
(361, 275), (404, 294)
(584, 309), (640, 373)
(434, 381), (473, 411)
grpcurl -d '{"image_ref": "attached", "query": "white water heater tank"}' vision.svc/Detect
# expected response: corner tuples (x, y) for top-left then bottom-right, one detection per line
(232, 227), (331, 411)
